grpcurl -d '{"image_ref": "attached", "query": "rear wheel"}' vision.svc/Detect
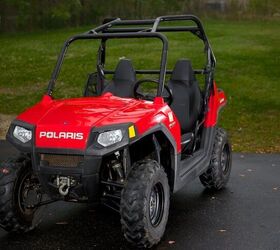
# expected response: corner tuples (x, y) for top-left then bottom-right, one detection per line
(120, 160), (170, 248)
(0, 155), (46, 232)
(199, 128), (232, 190)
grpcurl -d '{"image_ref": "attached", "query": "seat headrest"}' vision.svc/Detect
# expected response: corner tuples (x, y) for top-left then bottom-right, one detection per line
(113, 59), (136, 82)
(170, 59), (196, 82)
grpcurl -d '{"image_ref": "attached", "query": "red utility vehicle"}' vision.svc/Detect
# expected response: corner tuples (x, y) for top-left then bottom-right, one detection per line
(0, 15), (231, 248)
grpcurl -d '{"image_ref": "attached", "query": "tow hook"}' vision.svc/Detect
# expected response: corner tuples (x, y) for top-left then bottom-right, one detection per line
(56, 176), (76, 196)
(59, 183), (69, 196)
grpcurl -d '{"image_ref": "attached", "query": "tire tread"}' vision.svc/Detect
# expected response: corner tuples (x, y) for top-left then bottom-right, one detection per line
(199, 127), (232, 190)
(0, 156), (33, 232)
(120, 160), (169, 248)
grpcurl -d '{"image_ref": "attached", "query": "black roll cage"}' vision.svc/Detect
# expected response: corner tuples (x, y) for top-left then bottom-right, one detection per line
(47, 15), (216, 114)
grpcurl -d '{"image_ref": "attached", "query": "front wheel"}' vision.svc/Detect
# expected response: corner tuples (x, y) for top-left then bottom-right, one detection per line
(0, 155), (46, 232)
(120, 160), (170, 248)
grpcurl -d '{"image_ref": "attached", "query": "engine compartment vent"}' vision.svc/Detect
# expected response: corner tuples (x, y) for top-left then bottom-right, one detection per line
(40, 154), (83, 168)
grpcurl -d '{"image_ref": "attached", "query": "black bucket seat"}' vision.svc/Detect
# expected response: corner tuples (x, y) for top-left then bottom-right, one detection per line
(168, 59), (202, 134)
(102, 59), (136, 98)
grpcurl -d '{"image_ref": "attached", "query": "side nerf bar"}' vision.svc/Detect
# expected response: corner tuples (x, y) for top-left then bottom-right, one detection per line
(173, 126), (216, 192)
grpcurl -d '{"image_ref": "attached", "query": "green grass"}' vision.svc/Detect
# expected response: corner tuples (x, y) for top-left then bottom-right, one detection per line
(0, 19), (279, 152)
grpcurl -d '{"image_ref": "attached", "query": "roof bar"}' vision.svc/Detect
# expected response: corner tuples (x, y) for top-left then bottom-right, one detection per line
(152, 15), (204, 35)
(111, 19), (156, 26)
(104, 26), (199, 33)
(88, 18), (121, 34)
(104, 69), (206, 75)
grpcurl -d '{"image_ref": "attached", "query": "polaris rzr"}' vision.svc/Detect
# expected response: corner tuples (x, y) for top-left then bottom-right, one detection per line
(0, 15), (232, 248)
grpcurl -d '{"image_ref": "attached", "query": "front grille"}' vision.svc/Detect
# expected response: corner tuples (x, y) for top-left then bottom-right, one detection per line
(40, 154), (83, 168)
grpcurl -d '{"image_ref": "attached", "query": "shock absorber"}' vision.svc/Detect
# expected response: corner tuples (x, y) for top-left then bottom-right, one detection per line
(111, 160), (124, 182)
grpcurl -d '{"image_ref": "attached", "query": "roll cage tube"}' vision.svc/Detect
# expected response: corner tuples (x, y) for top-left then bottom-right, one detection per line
(47, 33), (168, 97)
(100, 15), (215, 68)
(47, 15), (216, 111)
(152, 15), (216, 68)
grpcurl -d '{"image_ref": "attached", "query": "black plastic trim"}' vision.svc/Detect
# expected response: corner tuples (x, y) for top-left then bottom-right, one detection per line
(173, 126), (216, 192)
(129, 123), (179, 192)
(35, 147), (84, 155)
(39, 166), (83, 175)
(132, 123), (178, 154)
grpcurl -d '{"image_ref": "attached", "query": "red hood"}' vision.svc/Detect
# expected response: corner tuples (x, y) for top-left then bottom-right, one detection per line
(17, 94), (157, 150)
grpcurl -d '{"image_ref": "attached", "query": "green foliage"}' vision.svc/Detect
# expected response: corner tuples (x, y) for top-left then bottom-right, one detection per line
(48, 0), (82, 28)
(1, 0), (280, 32)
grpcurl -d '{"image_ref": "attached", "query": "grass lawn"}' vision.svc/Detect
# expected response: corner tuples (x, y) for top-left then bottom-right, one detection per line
(0, 19), (279, 152)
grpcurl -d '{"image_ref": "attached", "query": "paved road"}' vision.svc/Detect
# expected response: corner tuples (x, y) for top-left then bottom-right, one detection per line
(0, 140), (279, 250)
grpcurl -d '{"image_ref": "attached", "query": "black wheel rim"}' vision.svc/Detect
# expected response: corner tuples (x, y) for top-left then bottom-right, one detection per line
(221, 143), (230, 175)
(17, 171), (42, 220)
(149, 182), (164, 227)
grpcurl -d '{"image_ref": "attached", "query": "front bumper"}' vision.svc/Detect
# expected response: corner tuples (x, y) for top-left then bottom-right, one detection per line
(6, 120), (135, 202)
(34, 150), (102, 202)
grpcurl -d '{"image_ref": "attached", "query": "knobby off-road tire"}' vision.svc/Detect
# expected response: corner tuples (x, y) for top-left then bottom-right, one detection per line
(120, 160), (170, 248)
(0, 155), (45, 232)
(199, 127), (232, 190)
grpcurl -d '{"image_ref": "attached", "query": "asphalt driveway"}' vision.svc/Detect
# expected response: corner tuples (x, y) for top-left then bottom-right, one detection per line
(0, 140), (279, 250)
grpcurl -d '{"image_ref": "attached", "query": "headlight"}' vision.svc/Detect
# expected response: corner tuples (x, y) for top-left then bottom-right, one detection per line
(13, 126), (32, 143)
(97, 129), (123, 147)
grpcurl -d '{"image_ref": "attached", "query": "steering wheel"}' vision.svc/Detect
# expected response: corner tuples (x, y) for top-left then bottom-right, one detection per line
(134, 79), (173, 105)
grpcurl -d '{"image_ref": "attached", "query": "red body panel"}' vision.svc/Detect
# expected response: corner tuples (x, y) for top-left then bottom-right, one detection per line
(16, 83), (224, 152)
(17, 93), (181, 151)
(204, 82), (227, 127)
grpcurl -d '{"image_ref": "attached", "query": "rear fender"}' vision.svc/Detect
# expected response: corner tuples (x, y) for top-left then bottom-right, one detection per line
(204, 81), (227, 127)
